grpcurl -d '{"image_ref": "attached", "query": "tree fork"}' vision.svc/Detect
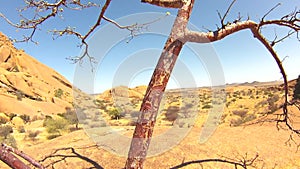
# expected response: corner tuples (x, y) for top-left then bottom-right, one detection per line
(125, 0), (194, 168)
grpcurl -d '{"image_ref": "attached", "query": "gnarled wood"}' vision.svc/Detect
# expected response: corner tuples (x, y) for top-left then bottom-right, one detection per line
(125, 0), (194, 168)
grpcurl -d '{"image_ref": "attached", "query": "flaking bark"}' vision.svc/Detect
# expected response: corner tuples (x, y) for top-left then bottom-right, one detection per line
(125, 0), (194, 168)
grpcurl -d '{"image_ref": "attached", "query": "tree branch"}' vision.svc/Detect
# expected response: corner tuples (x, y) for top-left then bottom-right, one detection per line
(170, 153), (259, 169)
(2, 144), (44, 169)
(217, 0), (237, 29)
(141, 0), (183, 8)
(39, 146), (103, 169)
(0, 143), (45, 169)
(182, 7), (300, 136)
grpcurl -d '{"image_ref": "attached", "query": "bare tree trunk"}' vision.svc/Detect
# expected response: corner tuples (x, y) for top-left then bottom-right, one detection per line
(125, 0), (194, 168)
(0, 144), (31, 169)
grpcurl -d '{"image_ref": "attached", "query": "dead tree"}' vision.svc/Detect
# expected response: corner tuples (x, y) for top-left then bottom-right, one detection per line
(0, 0), (299, 168)
(125, 0), (299, 168)
(0, 143), (44, 169)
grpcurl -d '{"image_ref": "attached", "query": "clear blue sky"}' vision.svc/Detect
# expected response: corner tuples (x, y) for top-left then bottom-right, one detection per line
(0, 0), (299, 93)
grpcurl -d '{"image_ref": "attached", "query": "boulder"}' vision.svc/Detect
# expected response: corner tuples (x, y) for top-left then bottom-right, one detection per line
(0, 45), (11, 62)
(11, 116), (25, 127)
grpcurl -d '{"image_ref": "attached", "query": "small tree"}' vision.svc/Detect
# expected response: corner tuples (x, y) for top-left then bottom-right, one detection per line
(59, 107), (80, 129)
(165, 106), (179, 125)
(108, 108), (122, 120)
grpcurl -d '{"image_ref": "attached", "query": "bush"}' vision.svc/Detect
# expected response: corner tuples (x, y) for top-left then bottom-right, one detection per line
(16, 91), (23, 101)
(232, 110), (248, 118)
(0, 135), (17, 148)
(108, 108), (123, 120)
(47, 133), (61, 140)
(43, 115), (53, 127)
(43, 117), (68, 134)
(230, 114), (256, 127)
(230, 118), (243, 127)
(58, 107), (81, 129)
(202, 104), (212, 109)
(20, 114), (30, 123)
(54, 88), (64, 98)
(27, 130), (40, 140)
(243, 114), (256, 123)
(17, 126), (25, 133)
(165, 106), (179, 125)
(0, 125), (13, 139)
(267, 95), (279, 104)
(0, 116), (9, 124)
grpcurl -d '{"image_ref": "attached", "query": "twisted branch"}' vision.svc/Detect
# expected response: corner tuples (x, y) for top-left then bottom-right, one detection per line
(182, 5), (300, 135)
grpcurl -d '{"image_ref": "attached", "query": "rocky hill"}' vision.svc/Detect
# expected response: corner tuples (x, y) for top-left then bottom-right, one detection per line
(0, 32), (73, 116)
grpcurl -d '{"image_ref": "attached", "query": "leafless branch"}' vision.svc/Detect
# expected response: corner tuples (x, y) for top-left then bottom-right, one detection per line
(182, 4), (300, 137)
(103, 13), (169, 42)
(285, 134), (300, 152)
(1, 0), (171, 67)
(39, 145), (103, 169)
(261, 3), (281, 21)
(270, 30), (295, 46)
(0, 143), (44, 169)
(170, 153), (259, 169)
(217, 0), (237, 29)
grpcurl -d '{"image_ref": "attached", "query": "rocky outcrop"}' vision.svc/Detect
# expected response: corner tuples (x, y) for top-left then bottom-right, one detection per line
(0, 32), (74, 115)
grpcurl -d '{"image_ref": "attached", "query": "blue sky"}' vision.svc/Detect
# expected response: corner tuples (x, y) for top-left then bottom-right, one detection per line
(0, 0), (299, 93)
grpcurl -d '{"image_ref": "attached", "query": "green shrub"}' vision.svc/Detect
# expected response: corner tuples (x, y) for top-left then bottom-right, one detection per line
(0, 135), (17, 148)
(58, 107), (82, 129)
(108, 108), (123, 120)
(54, 88), (64, 98)
(43, 117), (68, 134)
(0, 125), (13, 139)
(43, 115), (53, 127)
(47, 133), (61, 140)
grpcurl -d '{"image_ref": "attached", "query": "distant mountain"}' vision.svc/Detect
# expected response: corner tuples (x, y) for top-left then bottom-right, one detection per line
(226, 80), (284, 87)
(0, 32), (73, 115)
